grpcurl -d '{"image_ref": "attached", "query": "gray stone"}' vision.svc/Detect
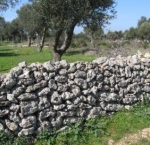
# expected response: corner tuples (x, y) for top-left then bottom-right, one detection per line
(0, 109), (9, 118)
(20, 116), (36, 128)
(38, 96), (50, 110)
(26, 80), (47, 92)
(123, 94), (138, 105)
(34, 71), (44, 82)
(9, 112), (20, 123)
(0, 95), (7, 101)
(74, 78), (87, 89)
(57, 84), (68, 92)
(38, 87), (50, 96)
(49, 72), (56, 78)
(79, 103), (92, 109)
(43, 61), (55, 72)
(48, 79), (57, 90)
(93, 57), (108, 64)
(68, 63), (77, 73)
(5, 78), (16, 89)
(5, 119), (18, 131)
(74, 70), (86, 78)
(59, 69), (67, 76)
(18, 93), (37, 101)
(38, 108), (55, 121)
(62, 92), (75, 100)
(87, 95), (96, 105)
(51, 117), (63, 127)
(21, 100), (38, 116)
(88, 107), (103, 119)
(0, 101), (10, 106)
(87, 69), (96, 82)
(55, 76), (67, 83)
(63, 117), (79, 125)
(12, 87), (25, 97)
(18, 61), (27, 68)
(67, 104), (78, 111)
(9, 104), (20, 112)
(18, 127), (35, 136)
(53, 104), (66, 111)
(37, 121), (51, 133)
(51, 91), (62, 104)
(70, 85), (81, 97)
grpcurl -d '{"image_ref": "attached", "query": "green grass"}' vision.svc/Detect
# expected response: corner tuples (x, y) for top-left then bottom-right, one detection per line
(0, 45), (95, 73)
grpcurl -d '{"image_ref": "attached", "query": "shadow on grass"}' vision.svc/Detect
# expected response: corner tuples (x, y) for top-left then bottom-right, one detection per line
(65, 48), (90, 56)
(0, 52), (19, 57)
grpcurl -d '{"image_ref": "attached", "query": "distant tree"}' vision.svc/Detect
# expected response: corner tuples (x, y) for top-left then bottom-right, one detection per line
(138, 22), (150, 40)
(0, 0), (19, 11)
(84, 23), (104, 48)
(124, 27), (137, 40)
(31, 0), (116, 61)
(137, 16), (147, 28)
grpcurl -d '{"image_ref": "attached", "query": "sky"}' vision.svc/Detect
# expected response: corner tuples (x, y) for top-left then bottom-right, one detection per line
(1, 0), (150, 34)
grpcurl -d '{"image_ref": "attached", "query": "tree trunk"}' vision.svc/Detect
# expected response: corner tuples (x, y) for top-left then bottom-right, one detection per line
(53, 50), (63, 62)
(38, 27), (47, 52)
(28, 36), (32, 47)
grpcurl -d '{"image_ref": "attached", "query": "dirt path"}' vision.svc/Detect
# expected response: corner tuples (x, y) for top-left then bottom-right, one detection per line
(108, 128), (150, 145)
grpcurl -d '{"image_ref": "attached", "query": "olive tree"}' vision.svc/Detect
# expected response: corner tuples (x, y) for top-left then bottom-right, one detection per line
(0, 0), (19, 11)
(31, 0), (116, 61)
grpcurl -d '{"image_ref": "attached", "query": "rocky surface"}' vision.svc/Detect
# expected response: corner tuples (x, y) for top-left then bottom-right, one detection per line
(0, 52), (150, 136)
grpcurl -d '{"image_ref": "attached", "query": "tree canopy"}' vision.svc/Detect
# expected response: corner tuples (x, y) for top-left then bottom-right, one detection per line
(30, 0), (116, 61)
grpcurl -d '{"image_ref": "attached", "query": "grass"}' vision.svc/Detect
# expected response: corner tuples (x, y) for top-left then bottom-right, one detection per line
(0, 45), (95, 73)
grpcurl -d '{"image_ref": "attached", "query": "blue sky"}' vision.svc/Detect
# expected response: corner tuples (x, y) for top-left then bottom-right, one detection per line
(1, 0), (150, 33)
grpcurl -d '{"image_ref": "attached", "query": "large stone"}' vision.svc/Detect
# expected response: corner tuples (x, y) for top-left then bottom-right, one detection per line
(38, 96), (50, 110)
(74, 78), (87, 89)
(62, 92), (75, 100)
(93, 57), (108, 64)
(18, 93), (37, 101)
(26, 80), (47, 92)
(21, 100), (38, 116)
(12, 87), (25, 97)
(87, 69), (96, 82)
(0, 109), (9, 118)
(43, 61), (55, 72)
(51, 91), (62, 104)
(9, 104), (20, 112)
(5, 119), (18, 131)
(74, 70), (86, 78)
(38, 87), (50, 96)
(48, 79), (57, 90)
(38, 108), (55, 121)
(55, 76), (67, 83)
(18, 127), (35, 136)
(87, 95), (96, 105)
(18, 61), (27, 68)
(59, 69), (67, 76)
(20, 116), (36, 128)
(9, 112), (20, 123)
(53, 104), (66, 111)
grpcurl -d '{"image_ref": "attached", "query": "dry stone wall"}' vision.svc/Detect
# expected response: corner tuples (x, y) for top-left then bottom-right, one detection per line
(0, 52), (150, 136)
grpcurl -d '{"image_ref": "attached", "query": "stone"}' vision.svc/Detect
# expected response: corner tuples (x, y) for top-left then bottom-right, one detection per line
(43, 61), (55, 72)
(59, 69), (67, 76)
(18, 61), (27, 68)
(26, 80), (47, 92)
(37, 121), (51, 133)
(18, 127), (35, 136)
(68, 63), (77, 73)
(12, 87), (25, 97)
(67, 104), (78, 111)
(0, 95), (7, 101)
(38, 108), (55, 121)
(87, 69), (96, 82)
(20, 116), (36, 128)
(51, 91), (62, 104)
(55, 76), (67, 83)
(88, 107), (103, 119)
(63, 117), (79, 125)
(62, 92), (75, 100)
(0, 101), (10, 106)
(5, 78), (16, 89)
(5, 119), (18, 131)
(9, 104), (20, 112)
(51, 117), (63, 127)
(87, 95), (96, 105)
(38, 87), (50, 96)
(38, 96), (50, 110)
(48, 79), (57, 90)
(57, 84), (68, 92)
(74, 70), (87, 78)
(21, 100), (38, 116)
(0, 109), (9, 118)
(53, 104), (66, 111)
(123, 94), (138, 105)
(9, 112), (20, 123)
(18, 93), (37, 101)
(93, 57), (108, 64)
(74, 78), (87, 89)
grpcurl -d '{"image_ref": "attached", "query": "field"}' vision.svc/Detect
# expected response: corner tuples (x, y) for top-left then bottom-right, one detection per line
(0, 42), (150, 145)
